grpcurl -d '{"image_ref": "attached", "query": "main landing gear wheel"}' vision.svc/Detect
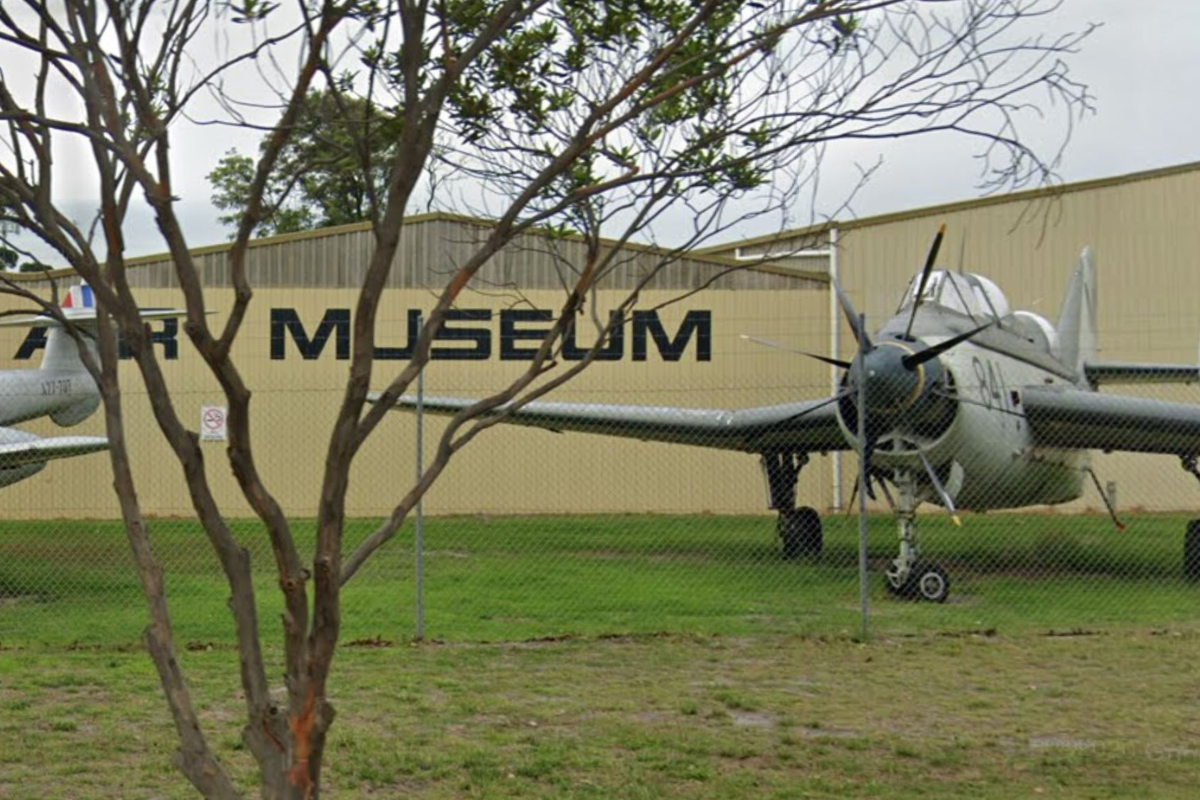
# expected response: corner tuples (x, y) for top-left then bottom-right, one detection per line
(886, 561), (951, 603)
(778, 507), (823, 559)
(1185, 519), (1200, 581)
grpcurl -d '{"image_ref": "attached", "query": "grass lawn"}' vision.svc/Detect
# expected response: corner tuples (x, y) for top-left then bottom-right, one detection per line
(1, 512), (1198, 797)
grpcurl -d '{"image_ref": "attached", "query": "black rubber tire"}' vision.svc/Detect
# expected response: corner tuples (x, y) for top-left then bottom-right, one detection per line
(1185, 520), (1200, 581)
(913, 561), (951, 603)
(778, 507), (823, 559)
(885, 560), (950, 602)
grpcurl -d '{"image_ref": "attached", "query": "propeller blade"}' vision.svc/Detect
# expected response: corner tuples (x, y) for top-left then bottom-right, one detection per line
(845, 474), (859, 515)
(903, 224), (947, 340)
(833, 280), (872, 352)
(740, 335), (852, 369)
(902, 319), (996, 370)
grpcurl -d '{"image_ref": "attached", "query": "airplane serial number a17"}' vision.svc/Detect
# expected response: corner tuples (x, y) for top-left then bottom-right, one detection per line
(375, 228), (1200, 603)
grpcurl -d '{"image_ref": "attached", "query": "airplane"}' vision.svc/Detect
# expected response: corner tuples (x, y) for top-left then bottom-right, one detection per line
(0, 284), (183, 489)
(370, 228), (1200, 602)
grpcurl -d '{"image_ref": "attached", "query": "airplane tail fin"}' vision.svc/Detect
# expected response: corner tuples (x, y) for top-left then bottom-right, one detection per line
(43, 284), (99, 371)
(0, 283), (188, 372)
(1056, 247), (1098, 378)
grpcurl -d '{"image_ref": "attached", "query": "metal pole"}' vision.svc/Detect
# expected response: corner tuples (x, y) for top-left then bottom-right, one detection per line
(856, 312), (870, 641)
(415, 315), (425, 642)
(830, 227), (842, 511)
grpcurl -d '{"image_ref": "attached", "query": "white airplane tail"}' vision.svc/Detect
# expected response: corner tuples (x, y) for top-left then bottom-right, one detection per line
(1056, 247), (1098, 377)
(43, 284), (101, 371)
(1, 283), (187, 372)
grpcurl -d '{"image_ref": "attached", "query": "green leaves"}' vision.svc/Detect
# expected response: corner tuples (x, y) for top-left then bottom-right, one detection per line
(206, 91), (399, 237)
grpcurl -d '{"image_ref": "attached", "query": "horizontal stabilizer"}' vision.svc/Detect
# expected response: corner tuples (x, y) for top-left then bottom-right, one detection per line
(0, 435), (109, 468)
(0, 307), (190, 329)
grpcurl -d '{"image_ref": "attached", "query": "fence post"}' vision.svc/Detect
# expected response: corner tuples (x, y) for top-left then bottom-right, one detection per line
(857, 312), (870, 641)
(414, 315), (425, 642)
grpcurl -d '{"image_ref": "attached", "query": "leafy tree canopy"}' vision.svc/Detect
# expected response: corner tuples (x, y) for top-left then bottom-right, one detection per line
(209, 90), (400, 237)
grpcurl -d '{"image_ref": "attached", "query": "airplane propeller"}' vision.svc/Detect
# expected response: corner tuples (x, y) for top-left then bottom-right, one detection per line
(739, 335), (852, 369)
(745, 225), (989, 515)
(903, 224), (946, 340)
(902, 318), (997, 370)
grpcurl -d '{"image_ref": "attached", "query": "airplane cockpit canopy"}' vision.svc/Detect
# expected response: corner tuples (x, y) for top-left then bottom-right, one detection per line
(897, 269), (1060, 357)
(897, 270), (1011, 320)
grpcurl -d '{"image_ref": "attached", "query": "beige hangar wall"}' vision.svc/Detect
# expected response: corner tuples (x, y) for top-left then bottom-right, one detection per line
(0, 240), (831, 520)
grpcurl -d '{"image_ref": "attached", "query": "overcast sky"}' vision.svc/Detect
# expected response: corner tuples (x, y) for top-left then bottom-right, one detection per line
(824, 0), (1200, 221)
(7, 0), (1199, 262)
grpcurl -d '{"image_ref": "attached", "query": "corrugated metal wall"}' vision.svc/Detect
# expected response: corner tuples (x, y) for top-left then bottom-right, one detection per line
(0, 218), (830, 519)
(121, 214), (825, 292)
(7, 162), (1200, 519)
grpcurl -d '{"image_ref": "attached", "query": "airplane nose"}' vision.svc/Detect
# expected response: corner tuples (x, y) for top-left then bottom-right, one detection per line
(838, 338), (956, 454)
(858, 343), (924, 415)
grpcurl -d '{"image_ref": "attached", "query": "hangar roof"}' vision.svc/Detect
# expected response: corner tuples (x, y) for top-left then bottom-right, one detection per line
(698, 159), (1200, 256)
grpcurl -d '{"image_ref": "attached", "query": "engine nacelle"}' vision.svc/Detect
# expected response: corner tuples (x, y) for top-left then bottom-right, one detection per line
(50, 394), (101, 427)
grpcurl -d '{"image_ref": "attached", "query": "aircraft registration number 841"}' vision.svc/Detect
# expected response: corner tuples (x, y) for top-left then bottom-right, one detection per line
(971, 355), (1013, 411)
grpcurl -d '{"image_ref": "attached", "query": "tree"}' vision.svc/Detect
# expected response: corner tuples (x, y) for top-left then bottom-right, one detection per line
(0, 1), (1091, 796)
(208, 90), (401, 237)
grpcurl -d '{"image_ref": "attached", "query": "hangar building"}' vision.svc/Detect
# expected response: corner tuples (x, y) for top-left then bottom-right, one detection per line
(3, 160), (1199, 519)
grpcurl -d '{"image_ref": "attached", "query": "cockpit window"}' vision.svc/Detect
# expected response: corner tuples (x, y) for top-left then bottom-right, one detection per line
(898, 270), (1010, 320)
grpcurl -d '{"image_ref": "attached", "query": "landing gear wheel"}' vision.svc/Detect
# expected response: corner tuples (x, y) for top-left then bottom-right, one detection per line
(778, 507), (822, 559)
(885, 561), (950, 603)
(913, 562), (950, 603)
(1185, 520), (1200, 581)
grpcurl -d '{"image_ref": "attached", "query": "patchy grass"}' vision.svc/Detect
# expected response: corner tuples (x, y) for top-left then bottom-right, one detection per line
(0, 512), (1197, 647)
(1, 631), (1199, 798)
(0, 513), (1198, 795)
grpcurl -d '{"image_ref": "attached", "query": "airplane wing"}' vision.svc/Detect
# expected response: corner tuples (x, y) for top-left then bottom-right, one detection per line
(1023, 386), (1200, 455)
(0, 433), (110, 467)
(1083, 361), (1199, 386)
(369, 393), (850, 453)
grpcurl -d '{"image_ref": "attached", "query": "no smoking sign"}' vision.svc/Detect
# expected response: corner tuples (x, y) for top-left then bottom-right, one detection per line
(200, 405), (228, 442)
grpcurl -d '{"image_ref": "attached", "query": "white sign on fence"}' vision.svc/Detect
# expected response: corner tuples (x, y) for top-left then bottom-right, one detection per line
(200, 405), (228, 442)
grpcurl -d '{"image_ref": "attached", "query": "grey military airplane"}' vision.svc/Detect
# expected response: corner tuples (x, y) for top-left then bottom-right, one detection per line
(0, 284), (182, 489)
(372, 229), (1200, 602)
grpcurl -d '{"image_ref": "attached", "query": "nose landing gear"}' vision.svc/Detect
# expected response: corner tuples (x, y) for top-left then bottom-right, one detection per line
(884, 470), (951, 603)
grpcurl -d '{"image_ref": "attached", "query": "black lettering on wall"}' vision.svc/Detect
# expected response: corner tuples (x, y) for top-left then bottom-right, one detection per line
(15, 328), (47, 360)
(432, 309), (492, 360)
(562, 312), (625, 361)
(374, 309), (423, 360)
(631, 310), (712, 362)
(17, 320), (180, 361)
(499, 309), (553, 361)
(118, 318), (179, 360)
(270, 308), (351, 360)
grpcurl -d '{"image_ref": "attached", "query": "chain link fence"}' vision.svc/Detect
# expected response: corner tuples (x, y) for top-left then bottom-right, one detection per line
(3, 343), (1200, 648)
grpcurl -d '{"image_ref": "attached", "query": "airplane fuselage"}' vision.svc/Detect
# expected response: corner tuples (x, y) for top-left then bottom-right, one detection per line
(835, 308), (1089, 512)
(0, 368), (99, 428)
